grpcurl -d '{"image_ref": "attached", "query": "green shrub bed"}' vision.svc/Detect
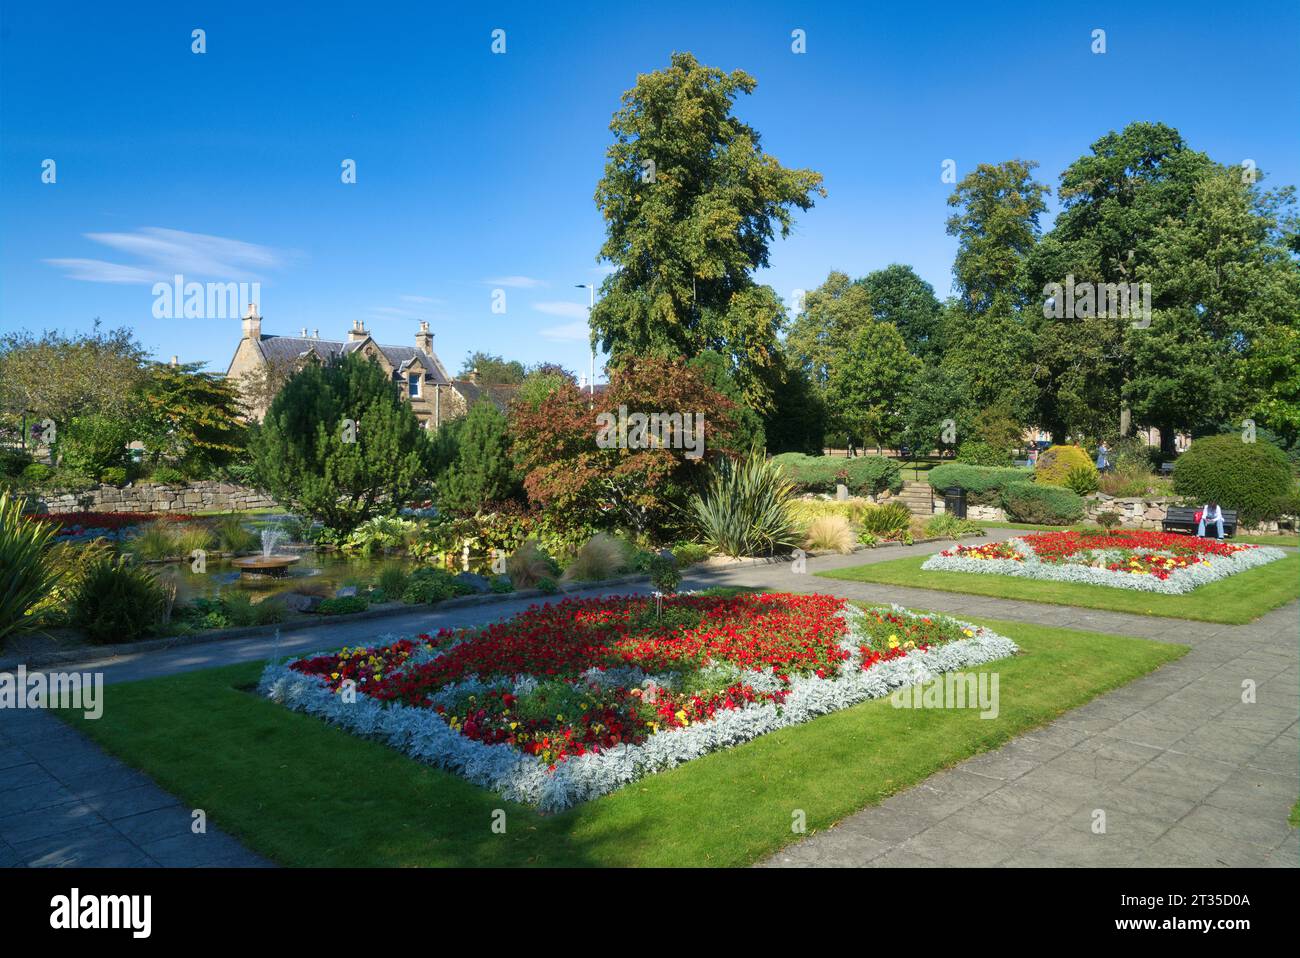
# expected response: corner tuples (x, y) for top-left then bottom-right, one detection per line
(771, 453), (902, 497)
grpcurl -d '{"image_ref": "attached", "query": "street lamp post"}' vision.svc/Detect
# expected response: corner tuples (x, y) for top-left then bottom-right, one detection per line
(575, 283), (595, 394)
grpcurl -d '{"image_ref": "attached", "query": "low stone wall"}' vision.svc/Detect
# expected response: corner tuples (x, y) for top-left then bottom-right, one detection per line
(1083, 494), (1168, 529)
(32, 481), (276, 515)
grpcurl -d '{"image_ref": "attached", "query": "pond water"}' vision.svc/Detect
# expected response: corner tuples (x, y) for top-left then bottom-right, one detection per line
(159, 550), (501, 605)
(158, 552), (414, 605)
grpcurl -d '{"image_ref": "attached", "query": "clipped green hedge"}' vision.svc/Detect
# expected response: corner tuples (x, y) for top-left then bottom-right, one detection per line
(771, 453), (902, 497)
(927, 463), (1032, 505)
(1000, 481), (1084, 525)
(1173, 434), (1295, 525)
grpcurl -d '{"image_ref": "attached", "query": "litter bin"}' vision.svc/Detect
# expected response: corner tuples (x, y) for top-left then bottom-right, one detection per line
(944, 486), (967, 519)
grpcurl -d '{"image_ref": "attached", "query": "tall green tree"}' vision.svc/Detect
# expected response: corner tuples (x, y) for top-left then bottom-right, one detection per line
(0, 324), (146, 427)
(946, 160), (1049, 313)
(762, 361), (826, 455)
(687, 350), (765, 452)
(858, 264), (944, 361)
(459, 352), (526, 385)
(136, 362), (246, 476)
(250, 354), (427, 533)
(590, 52), (825, 410)
(1027, 123), (1216, 443)
(825, 320), (921, 452)
(785, 271), (872, 390)
(438, 399), (519, 514)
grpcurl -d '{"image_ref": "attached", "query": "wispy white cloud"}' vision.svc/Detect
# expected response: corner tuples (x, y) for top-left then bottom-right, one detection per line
(533, 300), (589, 319)
(400, 294), (438, 304)
(484, 275), (546, 289)
(44, 227), (293, 285)
(41, 259), (162, 284)
(539, 321), (591, 342)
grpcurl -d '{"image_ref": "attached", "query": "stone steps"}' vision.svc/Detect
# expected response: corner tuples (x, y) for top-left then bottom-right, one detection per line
(895, 480), (934, 517)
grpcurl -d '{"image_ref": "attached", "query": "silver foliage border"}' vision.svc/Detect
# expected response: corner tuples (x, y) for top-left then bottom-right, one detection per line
(258, 602), (1019, 812)
(921, 537), (1286, 595)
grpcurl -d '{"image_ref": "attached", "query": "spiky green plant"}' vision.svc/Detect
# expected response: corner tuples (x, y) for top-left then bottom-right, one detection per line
(858, 502), (912, 538)
(688, 454), (798, 558)
(212, 513), (259, 554)
(0, 492), (63, 643)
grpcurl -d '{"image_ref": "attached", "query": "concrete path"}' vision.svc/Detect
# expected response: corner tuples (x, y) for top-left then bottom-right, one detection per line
(3, 529), (1296, 867)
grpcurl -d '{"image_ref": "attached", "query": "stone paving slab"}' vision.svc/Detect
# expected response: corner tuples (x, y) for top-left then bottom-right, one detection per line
(0, 708), (267, 868)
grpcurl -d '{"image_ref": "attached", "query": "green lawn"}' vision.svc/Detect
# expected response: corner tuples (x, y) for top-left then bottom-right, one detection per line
(819, 553), (1300, 624)
(57, 614), (1183, 867)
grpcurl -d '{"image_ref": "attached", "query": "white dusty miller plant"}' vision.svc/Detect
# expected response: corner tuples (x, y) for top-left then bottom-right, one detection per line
(260, 604), (1018, 811)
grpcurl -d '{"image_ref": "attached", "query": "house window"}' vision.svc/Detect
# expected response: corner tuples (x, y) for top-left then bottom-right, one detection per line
(408, 373), (421, 398)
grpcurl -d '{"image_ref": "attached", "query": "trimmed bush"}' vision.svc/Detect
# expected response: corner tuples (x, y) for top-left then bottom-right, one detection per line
(1172, 435), (1295, 526)
(770, 453), (902, 497)
(1001, 481), (1084, 525)
(316, 595), (370, 616)
(20, 462), (51, 484)
(1035, 445), (1096, 485)
(926, 463), (1032, 505)
(954, 440), (1012, 467)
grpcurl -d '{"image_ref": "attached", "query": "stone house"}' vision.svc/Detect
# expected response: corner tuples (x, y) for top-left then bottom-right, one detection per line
(225, 306), (516, 428)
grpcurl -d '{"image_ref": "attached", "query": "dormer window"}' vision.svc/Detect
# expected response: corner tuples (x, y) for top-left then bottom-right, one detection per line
(408, 373), (421, 398)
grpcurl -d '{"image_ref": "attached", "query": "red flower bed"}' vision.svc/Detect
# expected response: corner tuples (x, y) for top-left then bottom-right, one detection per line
(936, 529), (1261, 582)
(27, 511), (196, 533)
(1021, 529), (1248, 563)
(291, 593), (851, 768)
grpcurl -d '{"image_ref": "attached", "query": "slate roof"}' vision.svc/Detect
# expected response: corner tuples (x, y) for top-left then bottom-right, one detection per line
(253, 335), (452, 384)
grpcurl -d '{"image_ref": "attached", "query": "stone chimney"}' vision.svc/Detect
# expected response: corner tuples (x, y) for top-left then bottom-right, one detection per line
(242, 303), (262, 340)
(415, 320), (433, 354)
(347, 319), (369, 343)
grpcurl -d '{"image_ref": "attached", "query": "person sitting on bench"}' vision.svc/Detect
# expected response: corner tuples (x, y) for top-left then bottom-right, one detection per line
(1197, 502), (1225, 540)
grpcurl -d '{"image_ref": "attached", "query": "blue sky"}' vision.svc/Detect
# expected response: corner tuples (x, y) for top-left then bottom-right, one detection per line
(2, 0), (1296, 378)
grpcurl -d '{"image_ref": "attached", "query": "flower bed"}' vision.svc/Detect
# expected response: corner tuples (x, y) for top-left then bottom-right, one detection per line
(260, 593), (1018, 810)
(922, 530), (1285, 594)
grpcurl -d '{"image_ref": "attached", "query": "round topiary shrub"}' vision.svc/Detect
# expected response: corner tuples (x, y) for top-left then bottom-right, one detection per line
(1172, 435), (1295, 526)
(1035, 445), (1096, 486)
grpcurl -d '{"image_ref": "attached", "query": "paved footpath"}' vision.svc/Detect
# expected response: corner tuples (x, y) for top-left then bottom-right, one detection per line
(2, 531), (1296, 867)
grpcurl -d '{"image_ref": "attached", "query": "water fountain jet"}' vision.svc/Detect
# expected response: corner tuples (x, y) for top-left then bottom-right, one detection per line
(232, 526), (301, 578)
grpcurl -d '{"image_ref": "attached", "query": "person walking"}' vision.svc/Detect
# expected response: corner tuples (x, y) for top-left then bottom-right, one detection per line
(1095, 441), (1110, 474)
(1197, 501), (1225, 540)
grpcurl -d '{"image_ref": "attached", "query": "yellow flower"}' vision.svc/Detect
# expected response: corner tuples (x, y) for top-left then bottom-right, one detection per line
(962, 628), (974, 637)
(509, 722), (518, 730)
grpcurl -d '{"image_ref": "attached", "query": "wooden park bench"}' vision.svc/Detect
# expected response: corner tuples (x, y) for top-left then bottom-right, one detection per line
(1161, 505), (1237, 538)
(1159, 461), (1175, 476)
